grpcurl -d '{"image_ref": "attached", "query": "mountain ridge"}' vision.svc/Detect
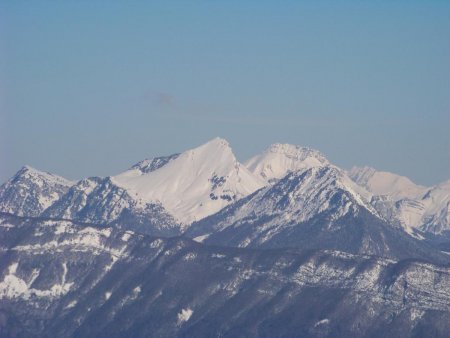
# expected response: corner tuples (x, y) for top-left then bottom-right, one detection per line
(1, 213), (449, 337)
(186, 165), (449, 264)
(1, 138), (450, 337)
(1, 138), (449, 238)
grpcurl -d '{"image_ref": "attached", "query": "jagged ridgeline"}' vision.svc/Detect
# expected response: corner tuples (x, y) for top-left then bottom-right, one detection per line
(1, 138), (449, 337)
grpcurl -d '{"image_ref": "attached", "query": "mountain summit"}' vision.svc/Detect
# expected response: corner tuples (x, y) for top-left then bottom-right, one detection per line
(349, 166), (450, 235)
(112, 138), (265, 224)
(0, 166), (73, 217)
(349, 166), (427, 201)
(187, 165), (448, 263)
(245, 143), (329, 183)
(1, 138), (448, 237)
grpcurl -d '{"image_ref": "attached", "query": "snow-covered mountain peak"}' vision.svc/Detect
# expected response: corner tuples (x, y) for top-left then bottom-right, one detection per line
(348, 166), (427, 201)
(245, 143), (330, 183)
(199, 136), (231, 150)
(0, 166), (74, 217)
(278, 165), (375, 215)
(181, 137), (235, 165)
(20, 164), (34, 172)
(348, 166), (450, 235)
(263, 164), (374, 219)
(14, 165), (74, 187)
(267, 143), (326, 159)
(113, 138), (265, 225)
(187, 164), (384, 250)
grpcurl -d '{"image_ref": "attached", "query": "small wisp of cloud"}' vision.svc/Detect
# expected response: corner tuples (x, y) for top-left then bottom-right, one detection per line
(142, 90), (175, 107)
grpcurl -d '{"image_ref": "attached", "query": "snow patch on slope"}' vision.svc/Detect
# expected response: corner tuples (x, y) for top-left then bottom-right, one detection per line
(177, 308), (193, 325)
(0, 262), (73, 300)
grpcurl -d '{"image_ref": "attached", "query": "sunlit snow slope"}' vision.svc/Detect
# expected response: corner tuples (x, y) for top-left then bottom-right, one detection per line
(349, 166), (450, 234)
(113, 138), (265, 224)
(349, 166), (427, 201)
(245, 144), (329, 183)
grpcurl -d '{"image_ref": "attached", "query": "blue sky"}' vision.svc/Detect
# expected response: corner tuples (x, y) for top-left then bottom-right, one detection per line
(1, 1), (449, 185)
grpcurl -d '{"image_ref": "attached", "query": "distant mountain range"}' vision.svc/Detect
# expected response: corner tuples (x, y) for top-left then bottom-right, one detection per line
(0, 138), (449, 337)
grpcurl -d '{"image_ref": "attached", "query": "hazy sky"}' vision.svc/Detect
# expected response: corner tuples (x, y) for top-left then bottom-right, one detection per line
(1, 1), (449, 186)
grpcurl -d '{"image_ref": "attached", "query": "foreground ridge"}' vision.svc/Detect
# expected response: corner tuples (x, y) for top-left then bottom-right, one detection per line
(0, 214), (449, 337)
